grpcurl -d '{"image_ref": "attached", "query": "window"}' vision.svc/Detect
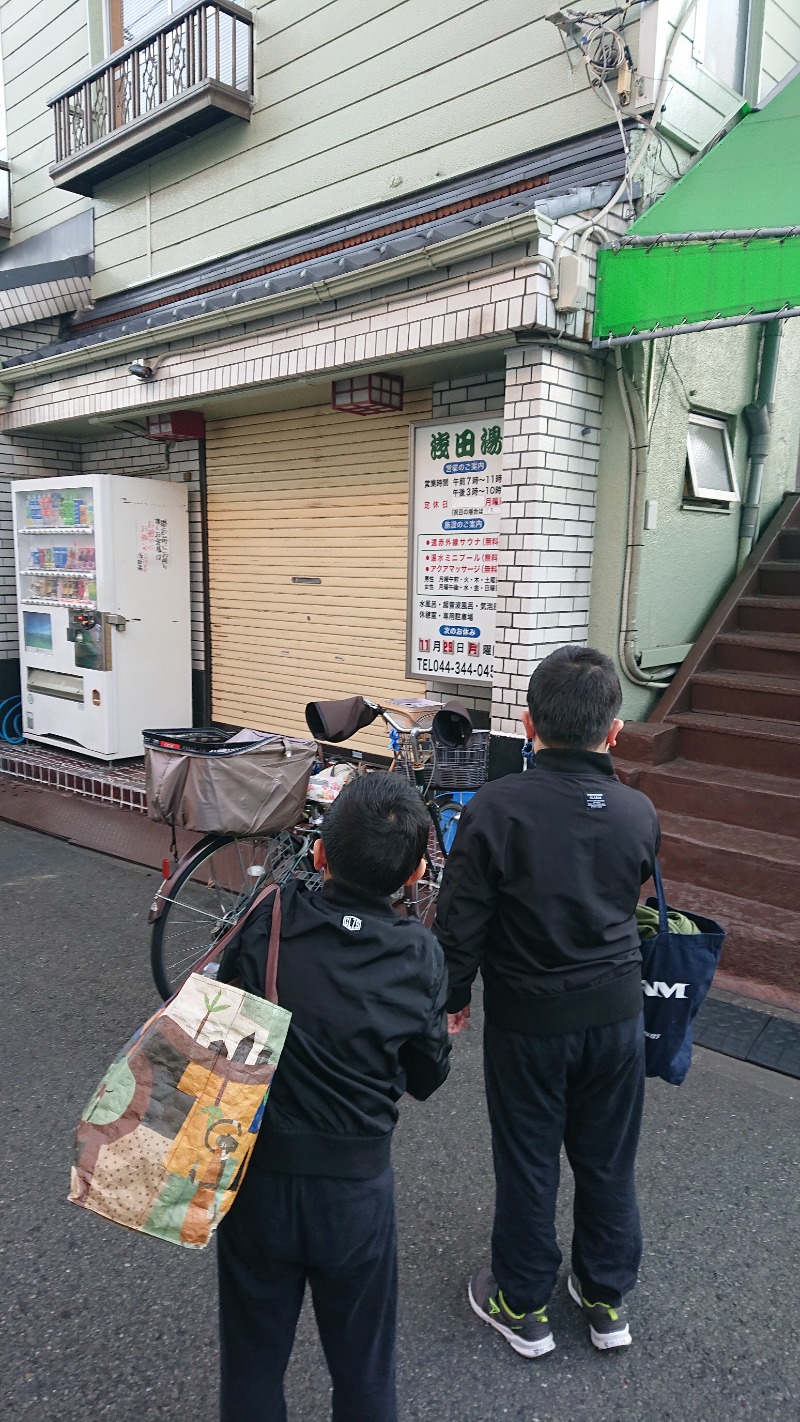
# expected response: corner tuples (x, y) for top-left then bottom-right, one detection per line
(685, 414), (740, 503)
(107, 0), (171, 51)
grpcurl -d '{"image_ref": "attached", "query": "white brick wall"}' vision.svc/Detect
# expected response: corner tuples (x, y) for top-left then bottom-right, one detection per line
(491, 345), (604, 736)
(0, 319), (62, 360)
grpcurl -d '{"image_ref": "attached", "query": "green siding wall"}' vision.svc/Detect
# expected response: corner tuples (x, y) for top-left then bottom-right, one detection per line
(589, 321), (800, 721)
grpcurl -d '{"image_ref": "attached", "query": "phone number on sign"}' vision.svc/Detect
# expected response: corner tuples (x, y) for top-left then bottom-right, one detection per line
(415, 658), (492, 677)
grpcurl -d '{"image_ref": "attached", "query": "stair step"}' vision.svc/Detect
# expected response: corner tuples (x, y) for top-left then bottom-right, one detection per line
(715, 630), (800, 678)
(669, 709), (800, 777)
(759, 561), (800, 597)
(636, 757), (800, 834)
(658, 811), (800, 909)
(653, 879), (800, 995)
(778, 530), (800, 560)
(738, 595), (800, 635)
(690, 668), (800, 722)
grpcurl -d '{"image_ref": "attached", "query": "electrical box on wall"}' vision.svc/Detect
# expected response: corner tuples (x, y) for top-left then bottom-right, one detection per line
(555, 253), (591, 312)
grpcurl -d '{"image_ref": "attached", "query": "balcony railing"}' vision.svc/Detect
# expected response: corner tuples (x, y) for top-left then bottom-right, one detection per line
(49, 0), (254, 195)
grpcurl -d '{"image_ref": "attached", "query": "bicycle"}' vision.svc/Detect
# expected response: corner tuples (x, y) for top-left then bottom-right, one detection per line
(148, 697), (488, 1000)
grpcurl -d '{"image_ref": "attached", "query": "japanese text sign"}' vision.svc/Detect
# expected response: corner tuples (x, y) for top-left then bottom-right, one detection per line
(408, 419), (503, 683)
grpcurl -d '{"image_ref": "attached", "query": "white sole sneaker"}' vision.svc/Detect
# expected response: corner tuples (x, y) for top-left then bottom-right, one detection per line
(468, 1278), (556, 1358)
(567, 1272), (632, 1350)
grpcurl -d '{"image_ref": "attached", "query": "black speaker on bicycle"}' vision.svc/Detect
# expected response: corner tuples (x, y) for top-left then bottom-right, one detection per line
(431, 699), (474, 749)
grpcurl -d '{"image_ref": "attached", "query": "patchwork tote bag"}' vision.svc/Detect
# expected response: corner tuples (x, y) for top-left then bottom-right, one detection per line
(69, 884), (290, 1248)
(638, 862), (726, 1086)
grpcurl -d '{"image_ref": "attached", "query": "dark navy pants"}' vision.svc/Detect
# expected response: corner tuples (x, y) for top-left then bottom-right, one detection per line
(217, 1165), (397, 1422)
(484, 1013), (645, 1313)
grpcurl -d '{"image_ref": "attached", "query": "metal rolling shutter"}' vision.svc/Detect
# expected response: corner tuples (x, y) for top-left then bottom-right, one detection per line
(205, 391), (432, 747)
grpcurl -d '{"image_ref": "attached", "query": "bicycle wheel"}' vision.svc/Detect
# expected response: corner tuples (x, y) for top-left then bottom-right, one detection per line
(150, 829), (320, 1000)
(400, 810), (444, 928)
(436, 798), (463, 855)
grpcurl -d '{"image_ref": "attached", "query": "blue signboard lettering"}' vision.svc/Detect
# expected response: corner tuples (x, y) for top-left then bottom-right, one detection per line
(440, 624), (481, 639)
(443, 460), (487, 475)
(442, 518), (485, 531)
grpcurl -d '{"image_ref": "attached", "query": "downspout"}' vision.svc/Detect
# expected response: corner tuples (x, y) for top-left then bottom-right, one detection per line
(737, 321), (782, 570)
(615, 350), (674, 689)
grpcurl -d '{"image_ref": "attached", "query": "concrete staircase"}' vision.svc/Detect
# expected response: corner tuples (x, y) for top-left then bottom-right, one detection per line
(616, 493), (800, 1012)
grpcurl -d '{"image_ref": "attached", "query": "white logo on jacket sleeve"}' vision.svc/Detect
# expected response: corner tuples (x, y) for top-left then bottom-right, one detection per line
(342, 916), (362, 932)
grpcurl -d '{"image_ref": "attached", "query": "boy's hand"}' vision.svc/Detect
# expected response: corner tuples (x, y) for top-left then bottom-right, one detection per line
(447, 1006), (471, 1035)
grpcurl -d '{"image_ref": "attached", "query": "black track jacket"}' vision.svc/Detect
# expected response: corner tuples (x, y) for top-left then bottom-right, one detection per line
(218, 878), (450, 1178)
(434, 749), (660, 1035)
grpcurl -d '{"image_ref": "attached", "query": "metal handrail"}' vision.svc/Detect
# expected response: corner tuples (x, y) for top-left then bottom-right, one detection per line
(49, 0), (254, 164)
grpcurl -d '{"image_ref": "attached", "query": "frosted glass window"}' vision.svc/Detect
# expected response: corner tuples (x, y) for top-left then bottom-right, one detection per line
(686, 415), (739, 503)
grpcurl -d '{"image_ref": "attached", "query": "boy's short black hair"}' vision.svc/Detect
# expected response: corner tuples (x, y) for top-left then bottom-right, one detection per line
(321, 772), (430, 896)
(527, 645), (622, 750)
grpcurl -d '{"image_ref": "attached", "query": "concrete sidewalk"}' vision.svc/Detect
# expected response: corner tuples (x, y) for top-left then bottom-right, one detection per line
(2, 821), (797, 1422)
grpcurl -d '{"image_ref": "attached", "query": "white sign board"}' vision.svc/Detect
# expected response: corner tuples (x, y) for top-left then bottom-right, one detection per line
(408, 418), (503, 683)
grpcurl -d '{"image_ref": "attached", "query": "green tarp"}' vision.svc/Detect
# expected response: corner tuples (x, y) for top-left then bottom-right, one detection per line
(593, 67), (800, 341)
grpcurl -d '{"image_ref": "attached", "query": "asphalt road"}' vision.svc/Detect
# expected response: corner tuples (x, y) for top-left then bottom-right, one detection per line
(2, 819), (798, 1422)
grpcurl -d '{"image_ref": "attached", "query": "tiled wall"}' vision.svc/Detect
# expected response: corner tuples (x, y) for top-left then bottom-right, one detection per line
(492, 344), (604, 735)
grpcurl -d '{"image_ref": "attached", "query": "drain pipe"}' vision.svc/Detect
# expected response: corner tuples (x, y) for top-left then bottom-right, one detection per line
(737, 321), (782, 570)
(615, 349), (674, 689)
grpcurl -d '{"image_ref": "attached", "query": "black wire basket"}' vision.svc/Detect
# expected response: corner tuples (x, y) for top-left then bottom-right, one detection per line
(433, 730), (491, 790)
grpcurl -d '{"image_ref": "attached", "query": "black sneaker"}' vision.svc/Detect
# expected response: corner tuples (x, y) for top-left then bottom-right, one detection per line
(468, 1267), (555, 1358)
(567, 1271), (632, 1350)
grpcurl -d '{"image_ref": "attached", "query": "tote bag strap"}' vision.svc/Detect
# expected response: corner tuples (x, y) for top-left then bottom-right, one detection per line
(651, 859), (669, 935)
(193, 880), (280, 979)
(264, 887), (282, 1005)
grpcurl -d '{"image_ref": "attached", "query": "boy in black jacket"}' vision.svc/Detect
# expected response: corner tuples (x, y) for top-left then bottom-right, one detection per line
(435, 645), (659, 1358)
(217, 773), (450, 1422)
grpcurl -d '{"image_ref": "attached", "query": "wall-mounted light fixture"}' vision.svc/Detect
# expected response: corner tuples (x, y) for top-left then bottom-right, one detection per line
(331, 373), (403, 415)
(145, 410), (206, 441)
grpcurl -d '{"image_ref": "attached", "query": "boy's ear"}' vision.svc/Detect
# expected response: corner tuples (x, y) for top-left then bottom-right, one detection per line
(405, 856), (427, 887)
(521, 709), (535, 739)
(607, 717), (624, 749)
(313, 839), (328, 872)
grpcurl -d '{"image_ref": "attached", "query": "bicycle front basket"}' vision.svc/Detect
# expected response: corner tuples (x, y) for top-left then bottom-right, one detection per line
(144, 728), (317, 836)
(433, 731), (491, 790)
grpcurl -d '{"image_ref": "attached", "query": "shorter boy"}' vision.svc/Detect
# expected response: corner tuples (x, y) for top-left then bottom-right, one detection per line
(217, 772), (450, 1422)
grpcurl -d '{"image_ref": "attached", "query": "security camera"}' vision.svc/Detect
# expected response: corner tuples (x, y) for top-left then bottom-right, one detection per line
(129, 360), (154, 381)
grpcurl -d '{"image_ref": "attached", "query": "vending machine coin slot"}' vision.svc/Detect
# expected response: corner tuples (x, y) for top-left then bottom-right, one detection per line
(67, 608), (112, 671)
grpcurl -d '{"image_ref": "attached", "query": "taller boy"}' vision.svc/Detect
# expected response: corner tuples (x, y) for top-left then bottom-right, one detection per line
(435, 646), (660, 1356)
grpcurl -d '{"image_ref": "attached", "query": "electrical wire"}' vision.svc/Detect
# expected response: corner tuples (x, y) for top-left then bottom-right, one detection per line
(550, 0), (702, 292)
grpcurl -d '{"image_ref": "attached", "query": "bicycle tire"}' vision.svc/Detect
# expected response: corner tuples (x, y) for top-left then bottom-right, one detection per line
(150, 829), (320, 1000)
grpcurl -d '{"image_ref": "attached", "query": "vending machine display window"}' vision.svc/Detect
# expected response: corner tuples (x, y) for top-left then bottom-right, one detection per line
(23, 611), (53, 653)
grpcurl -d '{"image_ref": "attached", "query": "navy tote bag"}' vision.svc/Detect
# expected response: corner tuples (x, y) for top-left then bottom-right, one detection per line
(640, 863), (726, 1085)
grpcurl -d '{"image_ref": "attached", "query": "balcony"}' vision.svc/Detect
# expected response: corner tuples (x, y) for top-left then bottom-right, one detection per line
(48, 1), (254, 196)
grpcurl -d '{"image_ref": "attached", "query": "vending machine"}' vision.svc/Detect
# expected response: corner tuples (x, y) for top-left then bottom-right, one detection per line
(12, 472), (192, 760)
